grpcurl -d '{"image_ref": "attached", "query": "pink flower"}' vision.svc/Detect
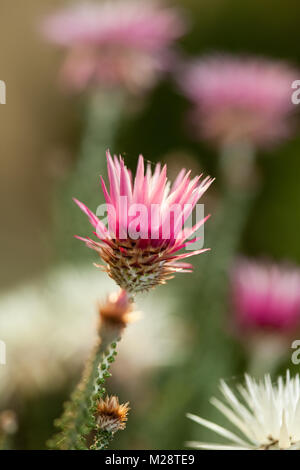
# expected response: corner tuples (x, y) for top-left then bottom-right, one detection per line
(179, 55), (297, 147)
(42, 1), (186, 93)
(74, 150), (213, 294)
(231, 258), (300, 333)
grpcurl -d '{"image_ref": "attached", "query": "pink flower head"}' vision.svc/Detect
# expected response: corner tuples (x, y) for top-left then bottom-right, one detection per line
(74, 150), (213, 294)
(42, 1), (187, 93)
(231, 258), (300, 333)
(179, 54), (297, 148)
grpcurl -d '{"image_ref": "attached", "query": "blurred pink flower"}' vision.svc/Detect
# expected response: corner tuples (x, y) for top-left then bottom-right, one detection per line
(231, 258), (300, 333)
(42, 1), (186, 93)
(179, 55), (297, 147)
(74, 150), (213, 294)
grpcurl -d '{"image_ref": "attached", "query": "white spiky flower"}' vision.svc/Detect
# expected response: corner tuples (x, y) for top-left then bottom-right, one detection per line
(187, 371), (300, 450)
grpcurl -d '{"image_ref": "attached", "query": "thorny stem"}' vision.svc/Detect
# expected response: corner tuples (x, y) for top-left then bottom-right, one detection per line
(48, 324), (122, 450)
(91, 430), (114, 450)
(88, 341), (119, 450)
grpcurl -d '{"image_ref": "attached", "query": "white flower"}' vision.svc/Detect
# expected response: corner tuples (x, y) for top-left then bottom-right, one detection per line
(187, 371), (300, 450)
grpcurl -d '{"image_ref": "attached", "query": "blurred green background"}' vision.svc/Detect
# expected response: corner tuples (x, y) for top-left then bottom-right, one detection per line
(1, 0), (300, 450)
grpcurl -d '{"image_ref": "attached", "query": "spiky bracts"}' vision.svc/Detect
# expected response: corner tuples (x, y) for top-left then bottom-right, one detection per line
(96, 396), (129, 433)
(94, 239), (196, 294)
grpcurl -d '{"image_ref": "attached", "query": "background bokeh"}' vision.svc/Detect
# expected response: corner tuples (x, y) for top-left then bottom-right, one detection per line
(1, 0), (300, 449)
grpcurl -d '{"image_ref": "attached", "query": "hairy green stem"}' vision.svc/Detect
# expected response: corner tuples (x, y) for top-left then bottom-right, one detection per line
(89, 341), (119, 450)
(48, 325), (121, 450)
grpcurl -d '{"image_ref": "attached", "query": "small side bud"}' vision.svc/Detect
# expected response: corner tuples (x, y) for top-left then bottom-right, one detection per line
(96, 395), (129, 433)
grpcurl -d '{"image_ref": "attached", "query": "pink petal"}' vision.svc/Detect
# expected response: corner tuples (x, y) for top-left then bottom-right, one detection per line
(73, 198), (108, 238)
(106, 149), (120, 207)
(166, 248), (210, 261)
(133, 154), (145, 203)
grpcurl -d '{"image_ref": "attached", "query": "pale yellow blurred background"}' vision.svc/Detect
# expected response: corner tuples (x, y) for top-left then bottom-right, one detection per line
(0, 0), (79, 289)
